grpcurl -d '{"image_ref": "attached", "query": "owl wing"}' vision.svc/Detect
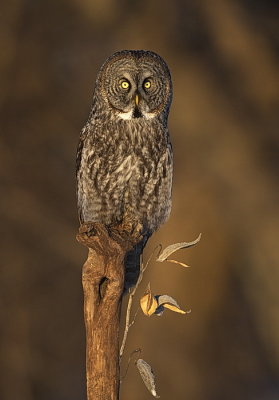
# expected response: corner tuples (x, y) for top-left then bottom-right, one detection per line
(76, 124), (92, 223)
(76, 125), (89, 178)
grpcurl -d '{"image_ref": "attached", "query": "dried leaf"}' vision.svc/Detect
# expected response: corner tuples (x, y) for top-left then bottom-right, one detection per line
(140, 284), (158, 316)
(156, 294), (190, 315)
(157, 233), (202, 263)
(154, 305), (165, 316)
(163, 303), (187, 314)
(165, 259), (191, 268)
(144, 284), (153, 311)
(136, 359), (160, 398)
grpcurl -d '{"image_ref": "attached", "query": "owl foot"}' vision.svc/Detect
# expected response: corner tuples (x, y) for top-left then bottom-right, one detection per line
(108, 221), (143, 249)
(77, 222), (117, 253)
(76, 222), (142, 255)
(77, 222), (97, 237)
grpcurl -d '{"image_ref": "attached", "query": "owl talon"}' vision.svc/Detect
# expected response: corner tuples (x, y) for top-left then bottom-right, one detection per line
(76, 222), (142, 254)
(76, 222), (102, 248)
(78, 222), (97, 236)
(108, 221), (144, 247)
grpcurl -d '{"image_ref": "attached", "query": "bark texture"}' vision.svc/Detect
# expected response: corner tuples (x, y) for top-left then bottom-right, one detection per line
(77, 222), (142, 400)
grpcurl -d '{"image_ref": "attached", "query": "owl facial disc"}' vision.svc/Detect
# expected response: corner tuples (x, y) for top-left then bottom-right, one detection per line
(101, 50), (172, 121)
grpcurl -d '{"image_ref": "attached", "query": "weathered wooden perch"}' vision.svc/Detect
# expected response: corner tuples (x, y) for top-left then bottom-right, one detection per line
(76, 222), (143, 400)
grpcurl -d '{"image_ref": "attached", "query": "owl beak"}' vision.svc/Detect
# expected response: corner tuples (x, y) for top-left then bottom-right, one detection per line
(133, 92), (142, 118)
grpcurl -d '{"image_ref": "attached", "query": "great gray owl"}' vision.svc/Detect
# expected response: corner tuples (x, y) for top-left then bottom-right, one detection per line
(76, 50), (173, 290)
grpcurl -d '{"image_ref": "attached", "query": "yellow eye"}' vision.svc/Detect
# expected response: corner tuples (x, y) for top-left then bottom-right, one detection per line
(120, 80), (130, 89)
(144, 80), (151, 89)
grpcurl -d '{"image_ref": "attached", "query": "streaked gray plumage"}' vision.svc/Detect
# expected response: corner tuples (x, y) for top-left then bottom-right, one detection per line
(76, 50), (173, 290)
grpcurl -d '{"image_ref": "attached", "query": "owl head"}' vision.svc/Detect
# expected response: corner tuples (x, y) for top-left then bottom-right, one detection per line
(94, 50), (172, 121)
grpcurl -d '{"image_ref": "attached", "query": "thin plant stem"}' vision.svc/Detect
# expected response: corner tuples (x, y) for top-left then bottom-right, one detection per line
(119, 245), (161, 359)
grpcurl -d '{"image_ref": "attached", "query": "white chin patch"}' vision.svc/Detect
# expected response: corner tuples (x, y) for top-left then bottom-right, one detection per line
(118, 110), (133, 120)
(118, 110), (156, 120)
(142, 112), (156, 120)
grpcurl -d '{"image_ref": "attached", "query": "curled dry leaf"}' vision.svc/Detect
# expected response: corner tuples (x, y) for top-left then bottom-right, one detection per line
(157, 233), (202, 263)
(140, 284), (158, 316)
(164, 259), (191, 268)
(156, 294), (191, 315)
(140, 286), (190, 317)
(136, 358), (160, 398)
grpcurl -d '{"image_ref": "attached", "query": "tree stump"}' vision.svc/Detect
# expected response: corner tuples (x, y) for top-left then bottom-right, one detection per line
(77, 222), (142, 400)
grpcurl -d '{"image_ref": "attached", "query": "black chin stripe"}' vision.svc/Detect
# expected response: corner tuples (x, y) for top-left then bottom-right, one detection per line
(133, 107), (142, 118)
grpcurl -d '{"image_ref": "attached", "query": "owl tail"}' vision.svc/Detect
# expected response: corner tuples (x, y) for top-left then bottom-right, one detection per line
(124, 235), (150, 293)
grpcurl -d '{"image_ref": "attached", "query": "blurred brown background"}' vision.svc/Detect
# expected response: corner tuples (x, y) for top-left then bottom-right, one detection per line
(1, 0), (279, 399)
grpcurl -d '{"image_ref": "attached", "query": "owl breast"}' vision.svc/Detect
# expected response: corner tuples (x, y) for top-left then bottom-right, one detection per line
(77, 118), (173, 234)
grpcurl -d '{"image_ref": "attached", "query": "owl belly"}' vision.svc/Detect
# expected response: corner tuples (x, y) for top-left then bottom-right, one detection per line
(121, 152), (172, 233)
(79, 146), (172, 233)
(78, 123), (172, 232)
